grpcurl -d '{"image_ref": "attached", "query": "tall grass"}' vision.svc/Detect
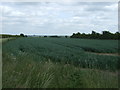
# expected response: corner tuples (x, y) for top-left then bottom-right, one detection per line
(2, 53), (118, 88)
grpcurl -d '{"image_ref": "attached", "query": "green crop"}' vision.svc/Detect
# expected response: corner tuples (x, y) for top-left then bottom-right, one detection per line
(3, 37), (119, 71)
(2, 37), (119, 88)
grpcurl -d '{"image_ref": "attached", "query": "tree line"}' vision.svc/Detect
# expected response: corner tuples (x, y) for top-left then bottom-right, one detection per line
(1, 33), (27, 38)
(70, 31), (120, 40)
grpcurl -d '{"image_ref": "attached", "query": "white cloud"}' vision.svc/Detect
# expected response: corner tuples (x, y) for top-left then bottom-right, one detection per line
(105, 3), (118, 10)
(0, 5), (13, 13)
(1, 5), (26, 17)
(1, 2), (118, 35)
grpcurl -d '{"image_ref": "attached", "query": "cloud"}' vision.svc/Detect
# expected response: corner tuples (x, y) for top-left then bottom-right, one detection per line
(1, 2), (118, 35)
(105, 3), (118, 10)
(84, 2), (118, 12)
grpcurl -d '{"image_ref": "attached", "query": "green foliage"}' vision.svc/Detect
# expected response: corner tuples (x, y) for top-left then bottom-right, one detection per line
(1, 34), (21, 38)
(20, 33), (25, 37)
(0, 34), (27, 38)
(2, 37), (119, 88)
(49, 35), (61, 38)
(71, 31), (120, 40)
(2, 54), (118, 88)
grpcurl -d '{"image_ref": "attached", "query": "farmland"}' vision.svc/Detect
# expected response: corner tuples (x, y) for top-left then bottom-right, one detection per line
(0, 38), (15, 43)
(2, 37), (119, 88)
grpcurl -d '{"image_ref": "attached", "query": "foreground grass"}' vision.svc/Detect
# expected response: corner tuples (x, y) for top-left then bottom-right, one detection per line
(3, 54), (118, 88)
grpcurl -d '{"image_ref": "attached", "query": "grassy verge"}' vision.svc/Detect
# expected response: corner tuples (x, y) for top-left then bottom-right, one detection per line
(0, 38), (16, 43)
(2, 54), (118, 88)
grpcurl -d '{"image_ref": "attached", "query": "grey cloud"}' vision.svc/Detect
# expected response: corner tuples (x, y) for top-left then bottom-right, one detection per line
(1, 2), (118, 35)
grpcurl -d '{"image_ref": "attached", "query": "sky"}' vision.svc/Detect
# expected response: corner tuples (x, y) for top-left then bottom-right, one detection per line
(0, 2), (118, 35)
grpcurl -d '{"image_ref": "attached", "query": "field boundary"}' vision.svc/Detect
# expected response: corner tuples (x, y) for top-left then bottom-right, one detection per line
(87, 52), (120, 56)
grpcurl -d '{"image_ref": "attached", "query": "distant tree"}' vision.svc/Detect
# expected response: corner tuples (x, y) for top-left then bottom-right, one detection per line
(102, 31), (112, 39)
(92, 31), (96, 35)
(65, 36), (68, 38)
(76, 32), (81, 35)
(20, 33), (25, 37)
(70, 33), (76, 38)
(91, 31), (100, 39)
(73, 33), (75, 35)
(44, 36), (47, 37)
(102, 31), (111, 35)
(115, 32), (120, 39)
(115, 32), (120, 35)
(25, 35), (27, 37)
(70, 31), (119, 40)
(50, 36), (60, 38)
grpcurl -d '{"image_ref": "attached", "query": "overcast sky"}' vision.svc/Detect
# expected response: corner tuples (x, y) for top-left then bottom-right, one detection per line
(0, 2), (118, 35)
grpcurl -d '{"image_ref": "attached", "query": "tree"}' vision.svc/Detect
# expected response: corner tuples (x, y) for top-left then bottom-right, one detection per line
(70, 31), (119, 40)
(102, 31), (112, 39)
(92, 31), (96, 35)
(44, 36), (47, 37)
(20, 33), (25, 37)
(65, 36), (68, 38)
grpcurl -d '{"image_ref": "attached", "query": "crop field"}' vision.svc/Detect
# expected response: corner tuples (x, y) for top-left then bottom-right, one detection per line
(2, 37), (119, 88)
(0, 38), (15, 43)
